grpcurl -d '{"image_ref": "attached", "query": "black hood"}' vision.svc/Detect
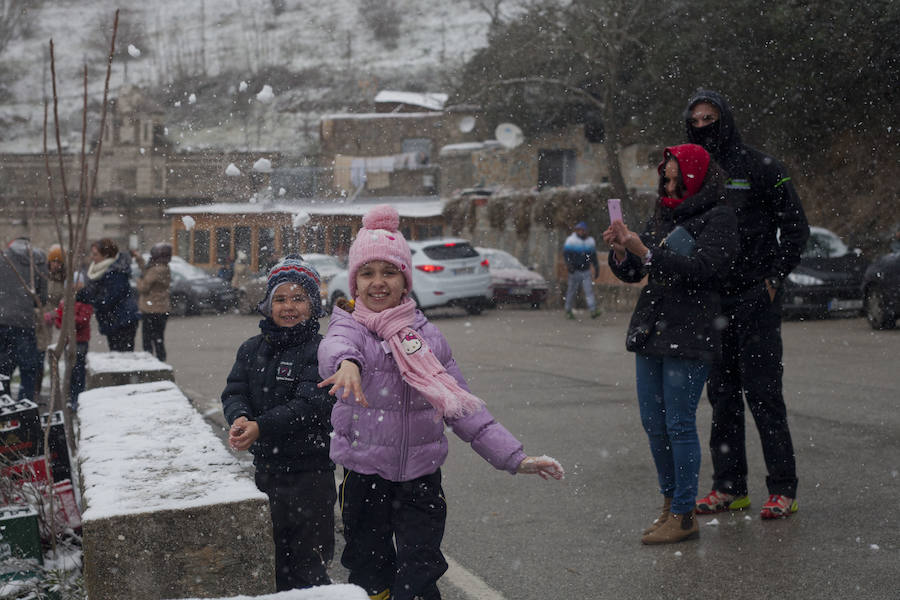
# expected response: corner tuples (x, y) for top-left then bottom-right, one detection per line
(684, 89), (742, 159)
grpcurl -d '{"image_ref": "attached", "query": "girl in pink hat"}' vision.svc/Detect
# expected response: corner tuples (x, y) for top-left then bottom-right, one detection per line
(318, 204), (563, 600)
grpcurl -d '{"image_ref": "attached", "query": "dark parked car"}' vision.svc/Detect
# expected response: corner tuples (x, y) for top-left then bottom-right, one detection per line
(168, 258), (238, 316)
(133, 256), (237, 316)
(862, 250), (900, 329)
(782, 227), (868, 319)
(476, 247), (549, 308)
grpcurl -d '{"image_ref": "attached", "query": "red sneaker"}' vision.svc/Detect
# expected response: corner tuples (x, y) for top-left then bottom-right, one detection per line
(760, 494), (798, 519)
(695, 490), (750, 514)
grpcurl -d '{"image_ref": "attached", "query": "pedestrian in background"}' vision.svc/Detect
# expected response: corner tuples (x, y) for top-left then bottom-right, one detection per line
(563, 221), (601, 319)
(685, 89), (809, 520)
(51, 271), (92, 410)
(319, 204), (563, 600)
(222, 254), (335, 591)
(77, 238), (140, 352)
(0, 237), (48, 399)
(46, 244), (66, 308)
(133, 243), (172, 361)
(604, 144), (737, 544)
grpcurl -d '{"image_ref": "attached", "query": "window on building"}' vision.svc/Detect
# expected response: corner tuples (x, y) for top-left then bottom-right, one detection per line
(193, 230), (210, 264)
(258, 227), (275, 271)
(235, 226), (252, 265)
(402, 138), (433, 165)
(332, 225), (352, 257)
(305, 225), (326, 254)
(116, 168), (137, 190)
(215, 227), (232, 264)
(537, 149), (576, 190)
(176, 230), (190, 259)
(281, 226), (298, 255)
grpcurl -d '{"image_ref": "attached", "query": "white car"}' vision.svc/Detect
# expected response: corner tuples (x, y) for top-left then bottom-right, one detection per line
(327, 238), (492, 314)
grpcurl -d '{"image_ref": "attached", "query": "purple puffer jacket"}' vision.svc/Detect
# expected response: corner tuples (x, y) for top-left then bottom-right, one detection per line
(318, 306), (527, 482)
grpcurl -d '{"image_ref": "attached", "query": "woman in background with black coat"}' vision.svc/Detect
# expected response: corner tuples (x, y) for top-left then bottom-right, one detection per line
(603, 143), (737, 545)
(77, 238), (140, 352)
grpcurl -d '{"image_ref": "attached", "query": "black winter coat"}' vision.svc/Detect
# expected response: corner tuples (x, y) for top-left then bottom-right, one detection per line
(609, 184), (738, 362)
(76, 252), (139, 336)
(221, 326), (334, 474)
(685, 89), (809, 297)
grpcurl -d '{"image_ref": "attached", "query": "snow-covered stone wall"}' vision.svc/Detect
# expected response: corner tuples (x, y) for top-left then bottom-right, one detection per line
(77, 380), (275, 599)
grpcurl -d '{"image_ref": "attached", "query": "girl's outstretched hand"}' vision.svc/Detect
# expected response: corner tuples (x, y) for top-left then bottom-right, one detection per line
(517, 455), (565, 480)
(318, 359), (368, 407)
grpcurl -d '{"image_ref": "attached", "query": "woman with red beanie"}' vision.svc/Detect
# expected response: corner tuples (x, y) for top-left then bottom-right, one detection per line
(603, 144), (738, 544)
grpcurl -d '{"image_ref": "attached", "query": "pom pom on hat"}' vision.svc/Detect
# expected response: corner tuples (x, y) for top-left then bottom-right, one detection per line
(347, 204), (413, 298)
(362, 204), (400, 231)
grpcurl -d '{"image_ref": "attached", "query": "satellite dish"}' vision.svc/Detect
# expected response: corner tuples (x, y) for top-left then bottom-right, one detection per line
(458, 115), (476, 133)
(495, 123), (524, 149)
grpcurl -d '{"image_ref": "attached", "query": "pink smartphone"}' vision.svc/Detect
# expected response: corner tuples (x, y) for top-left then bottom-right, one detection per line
(608, 198), (623, 224)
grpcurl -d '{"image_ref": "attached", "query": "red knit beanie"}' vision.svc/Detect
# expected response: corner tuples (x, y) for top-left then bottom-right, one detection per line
(657, 143), (711, 205)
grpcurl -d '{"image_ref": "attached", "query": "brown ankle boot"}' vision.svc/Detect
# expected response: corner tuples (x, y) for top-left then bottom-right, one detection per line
(642, 496), (672, 535)
(641, 509), (699, 544)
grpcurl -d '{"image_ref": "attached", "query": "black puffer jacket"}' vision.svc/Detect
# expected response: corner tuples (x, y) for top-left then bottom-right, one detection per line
(221, 321), (333, 474)
(684, 89), (809, 297)
(609, 183), (738, 362)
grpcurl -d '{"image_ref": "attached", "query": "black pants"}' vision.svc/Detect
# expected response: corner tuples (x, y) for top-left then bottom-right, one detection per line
(69, 342), (88, 410)
(255, 469), (337, 591)
(141, 313), (168, 361)
(707, 286), (798, 498)
(340, 469), (447, 600)
(106, 322), (137, 352)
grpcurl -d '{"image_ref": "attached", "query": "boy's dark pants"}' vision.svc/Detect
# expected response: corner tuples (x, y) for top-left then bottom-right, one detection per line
(255, 469), (337, 591)
(340, 469), (447, 600)
(707, 288), (798, 498)
(141, 313), (168, 361)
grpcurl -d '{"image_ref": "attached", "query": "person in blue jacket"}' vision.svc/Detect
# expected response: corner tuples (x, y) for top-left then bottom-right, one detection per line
(77, 238), (139, 352)
(563, 221), (600, 319)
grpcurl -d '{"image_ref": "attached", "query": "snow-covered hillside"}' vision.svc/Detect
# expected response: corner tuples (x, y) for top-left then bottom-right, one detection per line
(0, 0), (502, 153)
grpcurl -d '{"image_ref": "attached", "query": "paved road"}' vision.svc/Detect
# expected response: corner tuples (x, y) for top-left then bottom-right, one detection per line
(108, 307), (899, 600)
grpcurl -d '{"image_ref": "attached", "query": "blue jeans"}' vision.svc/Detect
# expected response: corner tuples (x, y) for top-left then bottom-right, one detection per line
(565, 270), (596, 311)
(635, 354), (710, 514)
(0, 325), (42, 401)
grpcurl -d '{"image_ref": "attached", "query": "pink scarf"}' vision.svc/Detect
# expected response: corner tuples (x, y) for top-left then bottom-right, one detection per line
(352, 297), (484, 419)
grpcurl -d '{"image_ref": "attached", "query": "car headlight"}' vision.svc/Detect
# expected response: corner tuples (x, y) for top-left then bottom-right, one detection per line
(787, 272), (824, 286)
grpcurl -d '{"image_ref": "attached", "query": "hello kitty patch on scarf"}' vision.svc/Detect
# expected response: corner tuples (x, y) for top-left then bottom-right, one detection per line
(401, 331), (422, 354)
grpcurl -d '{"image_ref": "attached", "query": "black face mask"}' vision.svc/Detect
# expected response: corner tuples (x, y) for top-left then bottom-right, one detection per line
(692, 121), (720, 154)
(577, 232), (588, 239)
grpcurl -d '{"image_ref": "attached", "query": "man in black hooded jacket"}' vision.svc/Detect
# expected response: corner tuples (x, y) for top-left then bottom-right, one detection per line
(685, 90), (809, 520)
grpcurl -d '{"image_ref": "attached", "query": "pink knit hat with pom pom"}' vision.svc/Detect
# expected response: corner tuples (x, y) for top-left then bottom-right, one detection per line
(348, 204), (413, 297)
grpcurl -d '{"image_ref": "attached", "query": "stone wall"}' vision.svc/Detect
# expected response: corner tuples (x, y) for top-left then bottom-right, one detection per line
(78, 380), (276, 600)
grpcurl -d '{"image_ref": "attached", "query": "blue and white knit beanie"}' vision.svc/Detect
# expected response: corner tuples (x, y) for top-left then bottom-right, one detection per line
(257, 254), (323, 318)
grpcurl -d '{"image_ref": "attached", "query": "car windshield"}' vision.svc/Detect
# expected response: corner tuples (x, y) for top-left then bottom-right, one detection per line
(803, 229), (849, 258)
(421, 242), (479, 260)
(485, 251), (524, 270)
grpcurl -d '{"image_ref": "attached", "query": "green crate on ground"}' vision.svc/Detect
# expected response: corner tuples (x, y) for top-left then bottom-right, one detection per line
(0, 504), (43, 582)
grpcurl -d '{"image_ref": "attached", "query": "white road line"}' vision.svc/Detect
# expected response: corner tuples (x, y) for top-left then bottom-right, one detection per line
(444, 555), (507, 600)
